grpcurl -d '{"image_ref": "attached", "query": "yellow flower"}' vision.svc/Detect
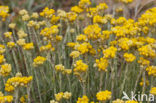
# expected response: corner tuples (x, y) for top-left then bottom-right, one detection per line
(95, 58), (108, 71)
(138, 45), (156, 58)
(51, 15), (60, 24)
(84, 24), (101, 40)
(4, 32), (12, 39)
(117, 38), (133, 50)
(5, 76), (33, 92)
(7, 42), (15, 48)
(125, 100), (138, 103)
(138, 57), (150, 66)
(67, 12), (77, 22)
(67, 42), (77, 48)
(27, 20), (36, 27)
(0, 63), (12, 77)
(70, 51), (80, 58)
(31, 12), (39, 19)
(22, 14), (30, 21)
(74, 60), (88, 73)
(9, 23), (16, 29)
(55, 64), (65, 72)
(23, 43), (34, 50)
(79, 0), (91, 8)
(123, 53), (136, 62)
(150, 87), (156, 95)
(17, 30), (28, 39)
(0, 6), (9, 21)
(112, 99), (124, 103)
(0, 45), (5, 54)
(40, 7), (55, 18)
(103, 46), (117, 59)
(56, 35), (62, 41)
(63, 92), (72, 99)
(71, 6), (83, 13)
(0, 94), (13, 103)
(76, 34), (87, 42)
(55, 92), (64, 101)
(40, 25), (59, 37)
(33, 56), (46, 67)
(96, 3), (108, 11)
(93, 15), (107, 24)
(120, 0), (133, 4)
(63, 69), (72, 75)
(0, 55), (5, 64)
(40, 43), (54, 52)
(20, 95), (28, 103)
(96, 90), (111, 101)
(100, 30), (111, 41)
(146, 66), (156, 76)
(77, 95), (89, 103)
(16, 39), (26, 46)
(50, 100), (58, 103)
(75, 42), (93, 54)
(19, 9), (28, 15)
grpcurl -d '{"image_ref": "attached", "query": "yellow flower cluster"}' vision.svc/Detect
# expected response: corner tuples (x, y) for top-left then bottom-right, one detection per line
(71, 6), (83, 14)
(77, 95), (89, 103)
(138, 7), (156, 27)
(40, 25), (59, 36)
(74, 60), (88, 73)
(40, 43), (55, 52)
(119, 0), (133, 4)
(0, 55), (5, 64)
(93, 15), (107, 24)
(54, 92), (71, 101)
(0, 63), (12, 77)
(123, 53), (136, 62)
(150, 87), (156, 95)
(55, 64), (72, 75)
(20, 95), (28, 103)
(16, 39), (26, 46)
(96, 90), (111, 101)
(138, 57), (150, 66)
(17, 29), (28, 39)
(75, 42), (95, 55)
(55, 64), (65, 72)
(78, 0), (91, 8)
(125, 100), (138, 103)
(67, 12), (77, 22)
(95, 58), (108, 71)
(138, 45), (156, 58)
(5, 76), (33, 92)
(0, 6), (9, 21)
(100, 30), (112, 41)
(51, 15), (60, 24)
(40, 7), (55, 18)
(70, 51), (80, 58)
(0, 92), (13, 103)
(84, 24), (101, 40)
(146, 66), (156, 76)
(76, 34), (87, 42)
(117, 38), (133, 50)
(4, 32), (12, 39)
(7, 42), (15, 48)
(0, 44), (5, 54)
(112, 99), (124, 103)
(33, 56), (46, 67)
(103, 46), (117, 59)
(23, 42), (34, 50)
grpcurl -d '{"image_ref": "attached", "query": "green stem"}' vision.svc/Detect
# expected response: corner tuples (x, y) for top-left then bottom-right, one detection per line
(34, 69), (42, 103)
